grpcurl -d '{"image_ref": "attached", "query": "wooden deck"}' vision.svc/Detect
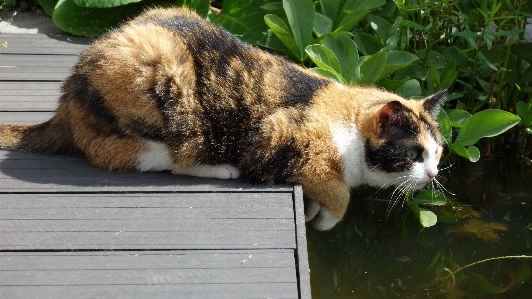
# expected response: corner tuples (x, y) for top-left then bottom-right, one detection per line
(0, 30), (310, 298)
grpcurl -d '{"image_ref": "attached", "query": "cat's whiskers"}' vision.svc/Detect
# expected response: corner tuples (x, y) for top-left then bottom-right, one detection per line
(370, 175), (413, 199)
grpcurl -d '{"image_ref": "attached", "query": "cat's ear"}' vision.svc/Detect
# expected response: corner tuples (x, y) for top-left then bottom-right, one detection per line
(423, 90), (447, 117)
(374, 101), (404, 134)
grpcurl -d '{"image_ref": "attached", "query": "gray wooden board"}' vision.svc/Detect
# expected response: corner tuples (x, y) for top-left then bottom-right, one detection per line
(0, 193), (295, 250)
(0, 150), (292, 192)
(0, 251), (298, 299)
(0, 54), (78, 80)
(0, 82), (60, 111)
(0, 111), (54, 123)
(0, 33), (91, 55)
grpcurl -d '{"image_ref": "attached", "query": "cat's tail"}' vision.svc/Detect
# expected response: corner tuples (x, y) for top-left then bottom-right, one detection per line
(0, 116), (76, 155)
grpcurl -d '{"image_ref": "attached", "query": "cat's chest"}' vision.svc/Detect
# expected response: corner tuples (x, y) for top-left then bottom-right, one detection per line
(330, 122), (366, 187)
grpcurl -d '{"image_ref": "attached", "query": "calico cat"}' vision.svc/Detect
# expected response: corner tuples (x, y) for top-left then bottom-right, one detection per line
(0, 7), (446, 230)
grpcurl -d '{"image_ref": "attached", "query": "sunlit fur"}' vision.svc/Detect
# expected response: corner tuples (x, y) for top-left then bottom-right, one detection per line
(0, 8), (446, 230)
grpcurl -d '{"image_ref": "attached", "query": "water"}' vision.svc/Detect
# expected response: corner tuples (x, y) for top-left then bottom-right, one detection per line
(307, 157), (532, 298)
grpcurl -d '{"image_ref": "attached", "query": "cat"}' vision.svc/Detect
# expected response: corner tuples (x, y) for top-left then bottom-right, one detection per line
(0, 7), (446, 230)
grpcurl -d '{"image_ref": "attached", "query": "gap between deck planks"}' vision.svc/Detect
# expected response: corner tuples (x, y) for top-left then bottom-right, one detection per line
(0, 27), (311, 299)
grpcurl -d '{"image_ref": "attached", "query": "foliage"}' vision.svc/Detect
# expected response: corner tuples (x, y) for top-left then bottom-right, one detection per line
(1, 0), (38, 11)
(38, 0), (210, 37)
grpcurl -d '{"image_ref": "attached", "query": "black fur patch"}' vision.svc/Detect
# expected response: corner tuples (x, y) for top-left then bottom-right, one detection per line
(280, 65), (329, 107)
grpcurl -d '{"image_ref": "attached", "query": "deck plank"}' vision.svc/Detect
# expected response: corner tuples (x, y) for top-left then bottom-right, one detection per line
(0, 17), (310, 298)
(0, 251), (298, 299)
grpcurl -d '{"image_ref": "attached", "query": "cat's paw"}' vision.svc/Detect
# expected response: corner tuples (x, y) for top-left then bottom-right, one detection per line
(304, 199), (320, 221)
(312, 210), (340, 231)
(213, 164), (241, 179)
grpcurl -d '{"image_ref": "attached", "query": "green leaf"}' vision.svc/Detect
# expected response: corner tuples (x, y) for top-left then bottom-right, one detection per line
(309, 67), (345, 84)
(407, 201), (437, 227)
(334, 10), (369, 33)
(439, 60), (458, 90)
(401, 20), (426, 31)
(209, 0), (272, 44)
(477, 51), (498, 71)
(437, 109), (453, 147)
(256, 29), (290, 55)
(72, 0), (140, 8)
(516, 101), (532, 127)
(379, 50), (418, 79)
(305, 45), (342, 74)
(426, 67), (440, 93)
(416, 49), (447, 68)
(439, 210), (467, 223)
(283, 0), (315, 61)
(323, 34), (358, 84)
(414, 190), (447, 206)
(447, 109), (472, 128)
(366, 14), (391, 40)
(456, 110), (521, 146)
(357, 48), (386, 85)
(264, 14), (299, 59)
(319, 0), (341, 21)
(442, 46), (470, 68)
(40, 0), (59, 16)
(452, 143), (480, 162)
(393, 79), (421, 98)
(343, 0), (385, 11)
(313, 12), (332, 37)
(462, 273), (504, 294)
(353, 32), (383, 55)
(512, 43), (532, 64)
(52, 0), (149, 37)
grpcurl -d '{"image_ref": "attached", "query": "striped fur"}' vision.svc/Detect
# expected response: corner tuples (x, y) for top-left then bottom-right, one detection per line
(0, 8), (446, 230)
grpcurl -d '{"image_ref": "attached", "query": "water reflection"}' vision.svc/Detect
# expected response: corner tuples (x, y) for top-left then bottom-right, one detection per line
(307, 157), (532, 298)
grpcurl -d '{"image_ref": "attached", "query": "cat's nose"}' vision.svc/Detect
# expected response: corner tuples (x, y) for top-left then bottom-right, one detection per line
(427, 170), (438, 180)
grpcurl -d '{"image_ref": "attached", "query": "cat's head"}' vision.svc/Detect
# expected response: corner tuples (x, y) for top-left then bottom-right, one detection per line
(364, 90), (447, 190)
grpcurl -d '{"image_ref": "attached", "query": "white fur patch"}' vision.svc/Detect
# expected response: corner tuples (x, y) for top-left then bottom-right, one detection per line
(174, 164), (240, 179)
(331, 123), (366, 188)
(136, 141), (174, 172)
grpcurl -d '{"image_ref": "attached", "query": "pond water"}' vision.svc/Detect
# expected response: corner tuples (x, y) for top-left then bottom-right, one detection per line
(307, 156), (532, 299)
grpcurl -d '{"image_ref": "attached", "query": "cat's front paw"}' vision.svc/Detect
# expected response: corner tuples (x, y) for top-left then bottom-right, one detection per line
(304, 199), (320, 221)
(312, 210), (340, 231)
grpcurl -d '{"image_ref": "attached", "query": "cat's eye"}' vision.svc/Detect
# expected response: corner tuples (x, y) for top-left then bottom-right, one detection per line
(406, 150), (418, 160)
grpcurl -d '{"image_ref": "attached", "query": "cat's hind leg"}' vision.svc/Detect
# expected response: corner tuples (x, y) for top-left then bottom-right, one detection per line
(137, 140), (240, 179)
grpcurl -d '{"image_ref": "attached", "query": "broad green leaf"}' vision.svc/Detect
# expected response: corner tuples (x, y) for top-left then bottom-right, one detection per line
(456, 109), (521, 146)
(379, 50), (418, 79)
(357, 48), (386, 85)
(313, 12), (332, 37)
(439, 60), (458, 90)
(442, 46), (470, 68)
(515, 263), (532, 287)
(439, 210), (467, 223)
(366, 14), (391, 40)
(516, 101), (532, 127)
(52, 0), (149, 37)
(309, 67), (346, 84)
(334, 10), (369, 33)
(319, 0), (341, 21)
(209, 0), (272, 44)
(414, 190), (447, 206)
(40, 0), (58, 16)
(452, 143), (480, 162)
(343, 0), (385, 11)
(283, 0), (314, 61)
(353, 32), (382, 55)
(462, 273), (504, 294)
(447, 109), (472, 128)
(305, 45), (342, 74)
(407, 201), (437, 227)
(393, 79), (421, 98)
(426, 67), (440, 93)
(73, 0), (140, 8)
(260, 2), (285, 15)
(421, 251), (441, 278)
(437, 109), (452, 146)
(512, 43), (532, 64)
(257, 29), (291, 55)
(393, 64), (426, 81)
(264, 14), (299, 58)
(323, 34), (358, 84)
